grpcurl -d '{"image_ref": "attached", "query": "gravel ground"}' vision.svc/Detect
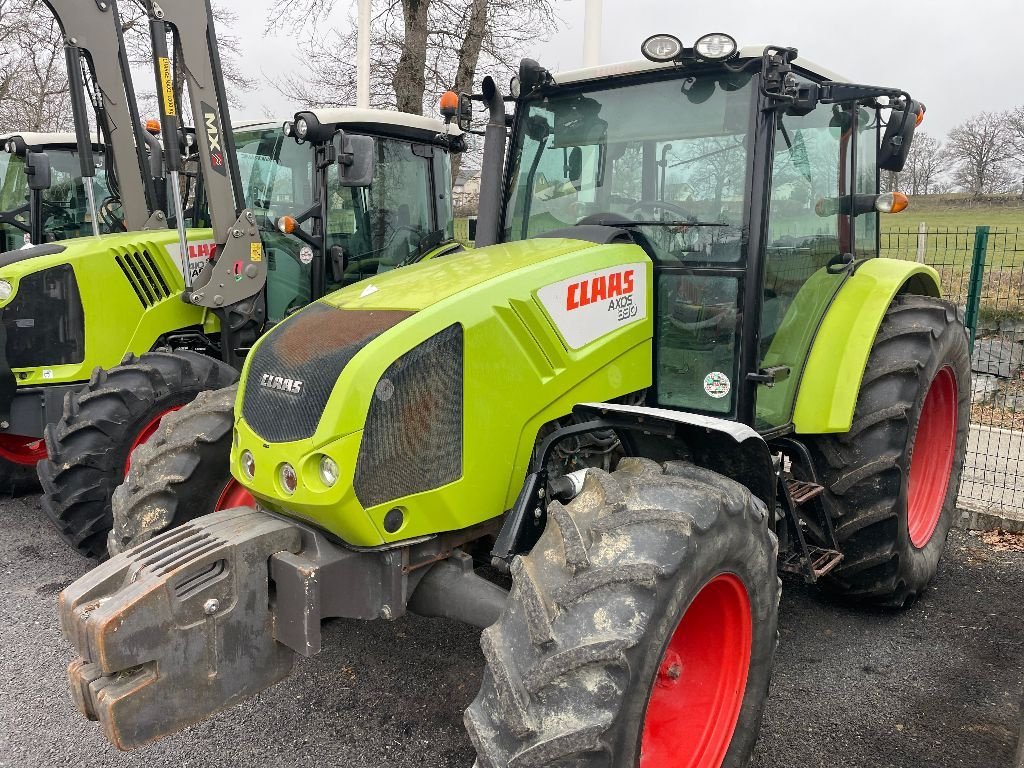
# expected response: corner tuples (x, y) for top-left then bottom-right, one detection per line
(0, 492), (1021, 768)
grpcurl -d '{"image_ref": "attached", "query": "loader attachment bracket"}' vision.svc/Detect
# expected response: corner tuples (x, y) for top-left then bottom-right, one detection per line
(59, 507), (302, 750)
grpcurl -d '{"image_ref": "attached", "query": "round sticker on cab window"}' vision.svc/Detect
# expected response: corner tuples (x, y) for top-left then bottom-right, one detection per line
(703, 371), (731, 399)
(299, 246), (314, 265)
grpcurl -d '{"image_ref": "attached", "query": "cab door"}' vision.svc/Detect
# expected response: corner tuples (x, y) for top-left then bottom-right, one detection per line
(755, 94), (877, 431)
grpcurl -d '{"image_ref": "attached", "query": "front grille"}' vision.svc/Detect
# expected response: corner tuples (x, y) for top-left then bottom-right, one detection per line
(353, 324), (463, 509)
(241, 302), (414, 442)
(115, 249), (171, 307)
(1, 264), (85, 367)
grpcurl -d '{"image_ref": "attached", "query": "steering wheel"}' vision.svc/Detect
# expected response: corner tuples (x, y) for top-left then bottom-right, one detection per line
(627, 199), (694, 221)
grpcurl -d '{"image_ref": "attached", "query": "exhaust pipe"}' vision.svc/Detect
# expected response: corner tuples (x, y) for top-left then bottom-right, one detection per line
(473, 76), (506, 248)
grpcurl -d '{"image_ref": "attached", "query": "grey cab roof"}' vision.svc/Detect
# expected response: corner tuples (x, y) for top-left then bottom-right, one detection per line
(553, 45), (851, 87)
(237, 108), (458, 145)
(0, 132), (84, 150)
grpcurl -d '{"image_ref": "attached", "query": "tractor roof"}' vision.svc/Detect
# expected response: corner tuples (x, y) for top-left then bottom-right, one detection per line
(553, 45), (850, 87)
(308, 108), (457, 144)
(0, 132), (85, 149)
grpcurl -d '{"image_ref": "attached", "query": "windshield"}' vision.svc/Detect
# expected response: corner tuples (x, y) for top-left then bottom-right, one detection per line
(325, 136), (438, 285)
(0, 151), (27, 251)
(234, 126), (316, 322)
(1, 147), (115, 249)
(504, 71), (755, 264)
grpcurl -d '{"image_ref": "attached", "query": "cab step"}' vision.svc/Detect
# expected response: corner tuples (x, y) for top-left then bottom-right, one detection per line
(780, 545), (844, 579)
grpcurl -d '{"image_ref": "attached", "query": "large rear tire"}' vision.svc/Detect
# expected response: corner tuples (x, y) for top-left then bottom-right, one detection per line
(465, 458), (779, 768)
(807, 294), (970, 606)
(39, 351), (238, 559)
(109, 385), (254, 556)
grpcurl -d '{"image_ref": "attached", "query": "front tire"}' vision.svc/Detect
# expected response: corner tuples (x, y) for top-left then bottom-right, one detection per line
(465, 458), (779, 767)
(807, 294), (970, 606)
(109, 385), (253, 556)
(39, 351), (238, 559)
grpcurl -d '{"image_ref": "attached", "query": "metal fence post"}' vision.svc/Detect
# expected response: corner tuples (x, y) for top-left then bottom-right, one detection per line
(963, 225), (989, 354)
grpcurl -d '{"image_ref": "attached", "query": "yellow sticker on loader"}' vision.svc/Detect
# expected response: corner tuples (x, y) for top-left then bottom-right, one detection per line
(158, 57), (176, 116)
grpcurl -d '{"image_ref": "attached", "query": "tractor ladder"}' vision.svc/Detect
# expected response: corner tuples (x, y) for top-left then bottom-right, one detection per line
(775, 438), (844, 582)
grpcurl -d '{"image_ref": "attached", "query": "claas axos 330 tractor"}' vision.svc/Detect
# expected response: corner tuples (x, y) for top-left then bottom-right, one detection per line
(1, 0), (463, 556)
(62, 33), (969, 766)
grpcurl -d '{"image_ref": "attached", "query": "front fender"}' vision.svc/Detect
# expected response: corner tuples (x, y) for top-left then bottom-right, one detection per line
(792, 258), (941, 434)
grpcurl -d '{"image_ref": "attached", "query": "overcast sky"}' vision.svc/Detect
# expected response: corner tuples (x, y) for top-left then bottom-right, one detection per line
(235, 0), (1021, 140)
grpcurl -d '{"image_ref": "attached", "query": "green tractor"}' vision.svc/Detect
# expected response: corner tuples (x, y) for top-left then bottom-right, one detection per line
(0, 132), (117, 253)
(5, 0), (462, 556)
(61, 34), (969, 765)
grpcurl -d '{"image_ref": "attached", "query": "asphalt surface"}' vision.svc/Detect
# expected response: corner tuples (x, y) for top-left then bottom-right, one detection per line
(0, 492), (1021, 768)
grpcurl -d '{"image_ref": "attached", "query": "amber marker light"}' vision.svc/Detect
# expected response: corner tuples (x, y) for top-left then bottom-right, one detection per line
(915, 104), (926, 126)
(145, 118), (161, 134)
(876, 192), (909, 214)
(440, 90), (459, 119)
(277, 215), (297, 234)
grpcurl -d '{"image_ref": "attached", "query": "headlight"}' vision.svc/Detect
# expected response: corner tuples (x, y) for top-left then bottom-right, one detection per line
(240, 449), (255, 479)
(279, 462), (298, 494)
(294, 117), (309, 140)
(694, 32), (738, 61)
(319, 455), (339, 487)
(0, 280), (12, 301)
(641, 33), (683, 62)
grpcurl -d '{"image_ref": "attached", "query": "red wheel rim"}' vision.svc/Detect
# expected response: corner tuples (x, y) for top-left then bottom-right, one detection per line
(125, 406), (181, 474)
(640, 573), (752, 768)
(0, 434), (48, 466)
(215, 478), (255, 510)
(907, 366), (958, 548)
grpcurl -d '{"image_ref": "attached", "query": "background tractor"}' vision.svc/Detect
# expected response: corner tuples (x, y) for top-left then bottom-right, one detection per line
(0, 132), (116, 253)
(61, 34), (969, 766)
(2, 0), (462, 557)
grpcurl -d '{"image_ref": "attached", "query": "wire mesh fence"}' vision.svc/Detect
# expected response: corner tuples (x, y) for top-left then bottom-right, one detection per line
(881, 226), (1024, 520)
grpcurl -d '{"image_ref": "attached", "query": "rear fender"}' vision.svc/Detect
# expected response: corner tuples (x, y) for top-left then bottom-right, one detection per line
(792, 258), (941, 434)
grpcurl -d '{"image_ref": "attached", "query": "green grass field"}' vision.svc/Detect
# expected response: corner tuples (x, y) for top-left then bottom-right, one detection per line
(880, 194), (1024, 269)
(876, 195), (1024, 320)
(881, 194), (1024, 234)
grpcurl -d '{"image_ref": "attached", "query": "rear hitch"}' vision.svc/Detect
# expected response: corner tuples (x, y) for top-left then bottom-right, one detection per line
(59, 507), (301, 750)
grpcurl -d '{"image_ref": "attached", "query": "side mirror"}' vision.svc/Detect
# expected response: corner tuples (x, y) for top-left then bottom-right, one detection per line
(336, 130), (376, 187)
(457, 93), (473, 133)
(329, 245), (347, 283)
(879, 99), (924, 172)
(25, 151), (51, 191)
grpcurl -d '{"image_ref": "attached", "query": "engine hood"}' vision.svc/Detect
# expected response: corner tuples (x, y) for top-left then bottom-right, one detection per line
(323, 236), (603, 313)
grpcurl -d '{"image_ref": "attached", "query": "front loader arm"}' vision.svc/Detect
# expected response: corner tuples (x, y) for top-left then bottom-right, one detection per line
(43, 0), (155, 230)
(144, 0), (266, 323)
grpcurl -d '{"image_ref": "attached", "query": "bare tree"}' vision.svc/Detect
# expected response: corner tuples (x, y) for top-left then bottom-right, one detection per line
(0, 0), (251, 134)
(901, 131), (946, 195)
(946, 111), (1016, 197)
(1007, 105), (1024, 196)
(272, 0), (560, 179)
(0, 0), (69, 132)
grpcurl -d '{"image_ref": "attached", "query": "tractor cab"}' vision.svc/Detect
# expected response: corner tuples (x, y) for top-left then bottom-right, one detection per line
(493, 37), (921, 433)
(233, 110), (460, 324)
(0, 133), (115, 251)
